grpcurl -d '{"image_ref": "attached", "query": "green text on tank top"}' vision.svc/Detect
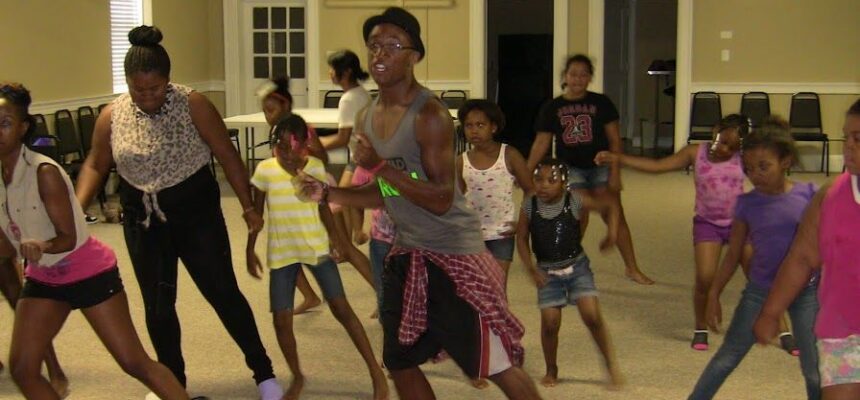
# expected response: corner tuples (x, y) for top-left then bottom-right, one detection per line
(363, 89), (484, 254)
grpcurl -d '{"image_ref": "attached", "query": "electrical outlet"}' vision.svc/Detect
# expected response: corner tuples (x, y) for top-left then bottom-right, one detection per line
(720, 30), (733, 39)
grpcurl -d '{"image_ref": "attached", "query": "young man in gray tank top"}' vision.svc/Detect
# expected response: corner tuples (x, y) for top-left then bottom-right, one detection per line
(300, 7), (541, 400)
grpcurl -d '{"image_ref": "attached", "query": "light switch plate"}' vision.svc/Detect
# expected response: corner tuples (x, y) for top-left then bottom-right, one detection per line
(721, 49), (731, 62)
(720, 30), (733, 39)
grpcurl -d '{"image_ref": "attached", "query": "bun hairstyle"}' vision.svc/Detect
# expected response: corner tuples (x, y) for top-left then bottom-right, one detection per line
(124, 25), (171, 78)
(741, 115), (799, 165)
(0, 82), (36, 140)
(327, 50), (370, 83)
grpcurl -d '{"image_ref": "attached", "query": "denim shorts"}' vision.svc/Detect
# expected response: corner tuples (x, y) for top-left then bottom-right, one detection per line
(269, 258), (345, 312)
(485, 237), (515, 262)
(537, 256), (598, 309)
(567, 165), (610, 190)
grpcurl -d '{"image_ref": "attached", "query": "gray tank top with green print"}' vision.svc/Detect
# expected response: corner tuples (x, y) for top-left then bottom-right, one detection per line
(364, 89), (484, 254)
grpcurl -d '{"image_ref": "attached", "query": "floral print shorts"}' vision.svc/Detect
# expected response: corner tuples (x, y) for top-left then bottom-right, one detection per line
(818, 334), (860, 387)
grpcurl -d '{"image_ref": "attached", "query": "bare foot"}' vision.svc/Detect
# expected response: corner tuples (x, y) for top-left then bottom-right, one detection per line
(369, 308), (379, 319)
(51, 376), (70, 399)
(625, 268), (655, 285)
(540, 366), (558, 388)
(284, 376), (304, 400)
(469, 378), (489, 389)
(353, 231), (369, 245)
(606, 367), (625, 391)
(293, 297), (322, 315)
(371, 367), (389, 400)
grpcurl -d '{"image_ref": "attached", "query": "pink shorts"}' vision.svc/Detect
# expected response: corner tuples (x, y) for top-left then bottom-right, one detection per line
(692, 216), (731, 244)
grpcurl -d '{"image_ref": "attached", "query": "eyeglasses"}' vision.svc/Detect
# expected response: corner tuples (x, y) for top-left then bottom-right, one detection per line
(366, 41), (417, 55)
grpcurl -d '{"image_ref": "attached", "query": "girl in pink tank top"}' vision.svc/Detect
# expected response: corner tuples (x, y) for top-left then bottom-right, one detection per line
(597, 114), (799, 353)
(755, 100), (860, 397)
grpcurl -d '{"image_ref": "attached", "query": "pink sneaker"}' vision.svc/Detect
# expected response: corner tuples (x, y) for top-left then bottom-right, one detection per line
(691, 330), (709, 351)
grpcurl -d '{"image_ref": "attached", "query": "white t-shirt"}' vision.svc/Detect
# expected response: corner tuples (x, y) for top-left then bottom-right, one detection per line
(337, 86), (371, 152)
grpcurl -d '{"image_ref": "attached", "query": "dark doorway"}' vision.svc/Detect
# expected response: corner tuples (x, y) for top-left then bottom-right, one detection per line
(487, 0), (553, 157)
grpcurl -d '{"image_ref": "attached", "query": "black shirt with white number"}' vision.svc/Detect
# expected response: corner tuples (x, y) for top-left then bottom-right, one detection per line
(534, 91), (619, 168)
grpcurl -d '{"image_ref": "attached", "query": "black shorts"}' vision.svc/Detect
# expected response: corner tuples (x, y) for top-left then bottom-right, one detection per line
(381, 254), (512, 378)
(21, 267), (124, 310)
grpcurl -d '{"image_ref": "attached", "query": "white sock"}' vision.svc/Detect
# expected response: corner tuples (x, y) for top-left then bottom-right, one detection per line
(258, 378), (284, 400)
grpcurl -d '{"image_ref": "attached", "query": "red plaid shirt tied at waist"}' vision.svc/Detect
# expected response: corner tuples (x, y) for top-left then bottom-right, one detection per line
(390, 247), (525, 366)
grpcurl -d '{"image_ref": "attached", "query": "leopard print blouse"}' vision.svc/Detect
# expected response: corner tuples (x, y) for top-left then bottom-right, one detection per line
(111, 83), (212, 226)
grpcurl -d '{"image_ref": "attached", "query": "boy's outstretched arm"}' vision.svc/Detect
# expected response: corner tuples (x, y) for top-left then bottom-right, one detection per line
(754, 187), (826, 343)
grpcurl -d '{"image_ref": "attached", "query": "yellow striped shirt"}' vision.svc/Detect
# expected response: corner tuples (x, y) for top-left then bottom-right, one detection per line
(251, 157), (329, 269)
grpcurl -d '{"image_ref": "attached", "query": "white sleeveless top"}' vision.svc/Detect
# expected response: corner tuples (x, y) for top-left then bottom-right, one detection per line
(462, 144), (516, 241)
(110, 83), (212, 226)
(0, 147), (88, 267)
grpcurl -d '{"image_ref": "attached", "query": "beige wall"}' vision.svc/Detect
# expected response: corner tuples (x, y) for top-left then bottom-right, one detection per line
(567, 0), (589, 56)
(152, 0), (220, 85)
(691, 0), (860, 165)
(0, 1), (112, 100)
(317, 2), (468, 83)
(692, 0), (860, 83)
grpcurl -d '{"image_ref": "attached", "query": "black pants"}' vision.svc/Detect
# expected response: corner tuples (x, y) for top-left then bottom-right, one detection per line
(120, 167), (274, 386)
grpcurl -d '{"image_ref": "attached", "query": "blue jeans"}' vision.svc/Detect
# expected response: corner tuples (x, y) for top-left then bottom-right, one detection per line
(688, 283), (820, 400)
(369, 239), (392, 311)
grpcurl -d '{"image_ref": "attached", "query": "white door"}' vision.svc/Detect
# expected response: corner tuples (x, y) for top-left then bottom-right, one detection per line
(242, 1), (308, 113)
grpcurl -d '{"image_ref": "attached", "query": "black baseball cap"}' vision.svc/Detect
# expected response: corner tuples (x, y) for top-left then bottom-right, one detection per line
(362, 7), (425, 60)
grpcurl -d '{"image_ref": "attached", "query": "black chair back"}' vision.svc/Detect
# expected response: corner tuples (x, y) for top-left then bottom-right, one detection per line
(54, 109), (82, 159)
(688, 92), (722, 142)
(789, 92), (824, 136)
(441, 90), (467, 110)
(32, 113), (50, 137)
(77, 106), (96, 155)
(323, 90), (344, 109)
(740, 92), (770, 128)
(97, 103), (109, 115)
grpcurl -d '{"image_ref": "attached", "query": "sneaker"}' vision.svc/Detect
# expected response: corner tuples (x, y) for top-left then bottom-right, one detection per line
(691, 330), (709, 351)
(258, 378), (284, 400)
(779, 332), (800, 356)
(84, 214), (99, 224)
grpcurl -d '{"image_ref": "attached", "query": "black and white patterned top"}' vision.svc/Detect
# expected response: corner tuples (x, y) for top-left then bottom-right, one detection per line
(111, 83), (211, 226)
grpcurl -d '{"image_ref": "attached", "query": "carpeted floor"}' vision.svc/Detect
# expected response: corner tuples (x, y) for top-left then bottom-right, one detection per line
(0, 168), (832, 400)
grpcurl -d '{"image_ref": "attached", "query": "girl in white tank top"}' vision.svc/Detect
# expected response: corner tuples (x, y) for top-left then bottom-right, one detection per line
(456, 100), (533, 281)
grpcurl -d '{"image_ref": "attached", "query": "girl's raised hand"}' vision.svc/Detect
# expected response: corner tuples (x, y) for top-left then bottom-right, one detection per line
(594, 151), (618, 166)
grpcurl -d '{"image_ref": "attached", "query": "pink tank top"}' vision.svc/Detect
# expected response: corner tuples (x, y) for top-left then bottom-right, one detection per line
(815, 173), (860, 339)
(694, 144), (744, 226)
